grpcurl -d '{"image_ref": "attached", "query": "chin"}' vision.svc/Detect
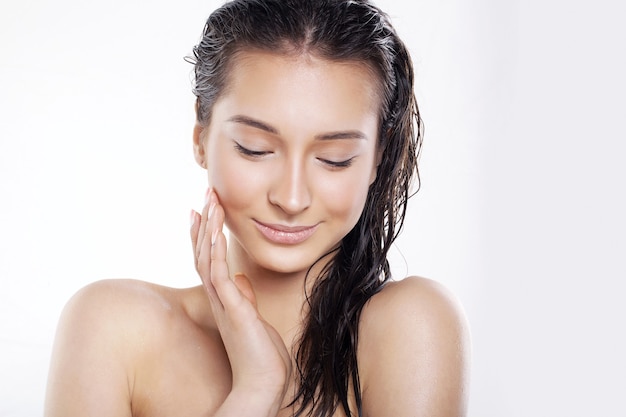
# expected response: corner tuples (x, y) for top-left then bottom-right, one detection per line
(253, 246), (325, 276)
(239, 234), (339, 277)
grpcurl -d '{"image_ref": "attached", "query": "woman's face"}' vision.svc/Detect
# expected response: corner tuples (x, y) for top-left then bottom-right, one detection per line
(195, 50), (381, 275)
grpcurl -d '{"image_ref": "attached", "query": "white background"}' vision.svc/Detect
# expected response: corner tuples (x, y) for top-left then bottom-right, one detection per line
(1, 0), (624, 415)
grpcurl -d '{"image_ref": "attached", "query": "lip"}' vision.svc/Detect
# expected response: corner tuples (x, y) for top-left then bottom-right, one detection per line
(254, 220), (319, 245)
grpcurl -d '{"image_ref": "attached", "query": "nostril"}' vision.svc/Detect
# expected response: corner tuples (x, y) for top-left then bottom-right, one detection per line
(269, 191), (311, 215)
(268, 173), (312, 214)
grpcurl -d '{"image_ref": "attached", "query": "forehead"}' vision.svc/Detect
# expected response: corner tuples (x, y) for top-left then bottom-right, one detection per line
(214, 50), (382, 130)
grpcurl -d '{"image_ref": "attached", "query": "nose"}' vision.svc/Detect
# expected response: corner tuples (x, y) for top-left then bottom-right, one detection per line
(268, 157), (312, 215)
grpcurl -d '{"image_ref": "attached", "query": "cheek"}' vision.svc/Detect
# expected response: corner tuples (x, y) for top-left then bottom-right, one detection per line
(330, 152), (376, 219)
(206, 146), (264, 218)
(320, 171), (372, 225)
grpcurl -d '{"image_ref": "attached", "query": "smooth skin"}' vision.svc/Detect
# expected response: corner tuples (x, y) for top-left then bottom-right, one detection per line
(44, 51), (470, 417)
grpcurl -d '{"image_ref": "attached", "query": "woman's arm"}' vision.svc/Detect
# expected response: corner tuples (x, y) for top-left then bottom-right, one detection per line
(358, 277), (471, 417)
(190, 188), (291, 417)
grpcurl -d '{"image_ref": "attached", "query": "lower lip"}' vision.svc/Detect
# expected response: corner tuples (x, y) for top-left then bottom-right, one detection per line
(254, 222), (318, 245)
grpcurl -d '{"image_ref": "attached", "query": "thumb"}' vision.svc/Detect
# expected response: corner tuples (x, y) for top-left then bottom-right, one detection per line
(233, 273), (257, 309)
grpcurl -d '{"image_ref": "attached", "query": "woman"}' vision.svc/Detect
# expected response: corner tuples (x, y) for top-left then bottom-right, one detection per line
(45, 0), (469, 416)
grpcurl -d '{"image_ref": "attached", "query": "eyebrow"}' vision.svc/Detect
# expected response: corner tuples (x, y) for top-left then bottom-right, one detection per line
(228, 115), (279, 135)
(227, 115), (368, 141)
(314, 131), (367, 140)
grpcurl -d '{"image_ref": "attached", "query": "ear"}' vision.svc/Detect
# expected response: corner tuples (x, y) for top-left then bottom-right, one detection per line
(193, 122), (208, 169)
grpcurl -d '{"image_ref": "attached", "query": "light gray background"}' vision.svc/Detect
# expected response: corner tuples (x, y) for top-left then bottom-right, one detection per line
(1, 0), (624, 415)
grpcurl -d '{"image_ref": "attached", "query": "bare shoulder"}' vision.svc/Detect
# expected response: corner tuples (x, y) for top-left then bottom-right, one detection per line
(59, 279), (185, 342)
(358, 276), (470, 417)
(44, 279), (191, 416)
(67, 278), (176, 310)
(362, 276), (468, 329)
(49, 278), (197, 369)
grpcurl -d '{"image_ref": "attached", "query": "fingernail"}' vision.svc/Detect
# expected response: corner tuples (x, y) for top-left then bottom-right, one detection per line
(189, 210), (196, 227)
(204, 188), (211, 205)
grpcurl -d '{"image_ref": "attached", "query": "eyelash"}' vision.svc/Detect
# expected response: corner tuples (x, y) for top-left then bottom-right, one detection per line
(319, 158), (355, 168)
(234, 142), (269, 157)
(234, 142), (354, 168)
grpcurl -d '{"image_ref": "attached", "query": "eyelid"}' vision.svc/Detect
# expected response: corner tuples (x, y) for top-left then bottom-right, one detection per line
(234, 140), (355, 168)
(233, 141), (270, 157)
(318, 156), (355, 169)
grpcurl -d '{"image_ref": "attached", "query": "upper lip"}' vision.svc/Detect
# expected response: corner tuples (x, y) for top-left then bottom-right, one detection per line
(254, 220), (318, 233)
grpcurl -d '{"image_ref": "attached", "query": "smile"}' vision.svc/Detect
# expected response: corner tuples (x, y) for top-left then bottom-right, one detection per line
(254, 220), (319, 245)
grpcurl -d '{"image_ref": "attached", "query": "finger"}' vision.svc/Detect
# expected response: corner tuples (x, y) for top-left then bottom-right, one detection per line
(189, 210), (200, 268)
(206, 205), (230, 313)
(196, 188), (216, 261)
(196, 190), (218, 280)
(233, 273), (258, 309)
(190, 208), (223, 312)
(210, 205), (251, 315)
(204, 272), (223, 311)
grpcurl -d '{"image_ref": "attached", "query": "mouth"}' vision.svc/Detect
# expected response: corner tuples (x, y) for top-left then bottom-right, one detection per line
(254, 220), (319, 245)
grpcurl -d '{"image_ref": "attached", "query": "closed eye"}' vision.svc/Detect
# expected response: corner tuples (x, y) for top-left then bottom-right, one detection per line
(234, 142), (270, 158)
(318, 157), (355, 169)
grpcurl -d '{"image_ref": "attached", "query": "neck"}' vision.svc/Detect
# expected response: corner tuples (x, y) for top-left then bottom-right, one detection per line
(226, 236), (326, 347)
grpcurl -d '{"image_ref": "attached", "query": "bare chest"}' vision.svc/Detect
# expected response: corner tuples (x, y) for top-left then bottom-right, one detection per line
(126, 298), (356, 417)
(128, 333), (353, 417)
(130, 326), (232, 417)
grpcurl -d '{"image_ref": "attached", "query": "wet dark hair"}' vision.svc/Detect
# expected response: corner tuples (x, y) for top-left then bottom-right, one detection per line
(187, 0), (422, 415)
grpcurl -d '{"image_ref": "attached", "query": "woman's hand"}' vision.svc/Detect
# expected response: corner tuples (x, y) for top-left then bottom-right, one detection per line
(190, 189), (292, 415)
